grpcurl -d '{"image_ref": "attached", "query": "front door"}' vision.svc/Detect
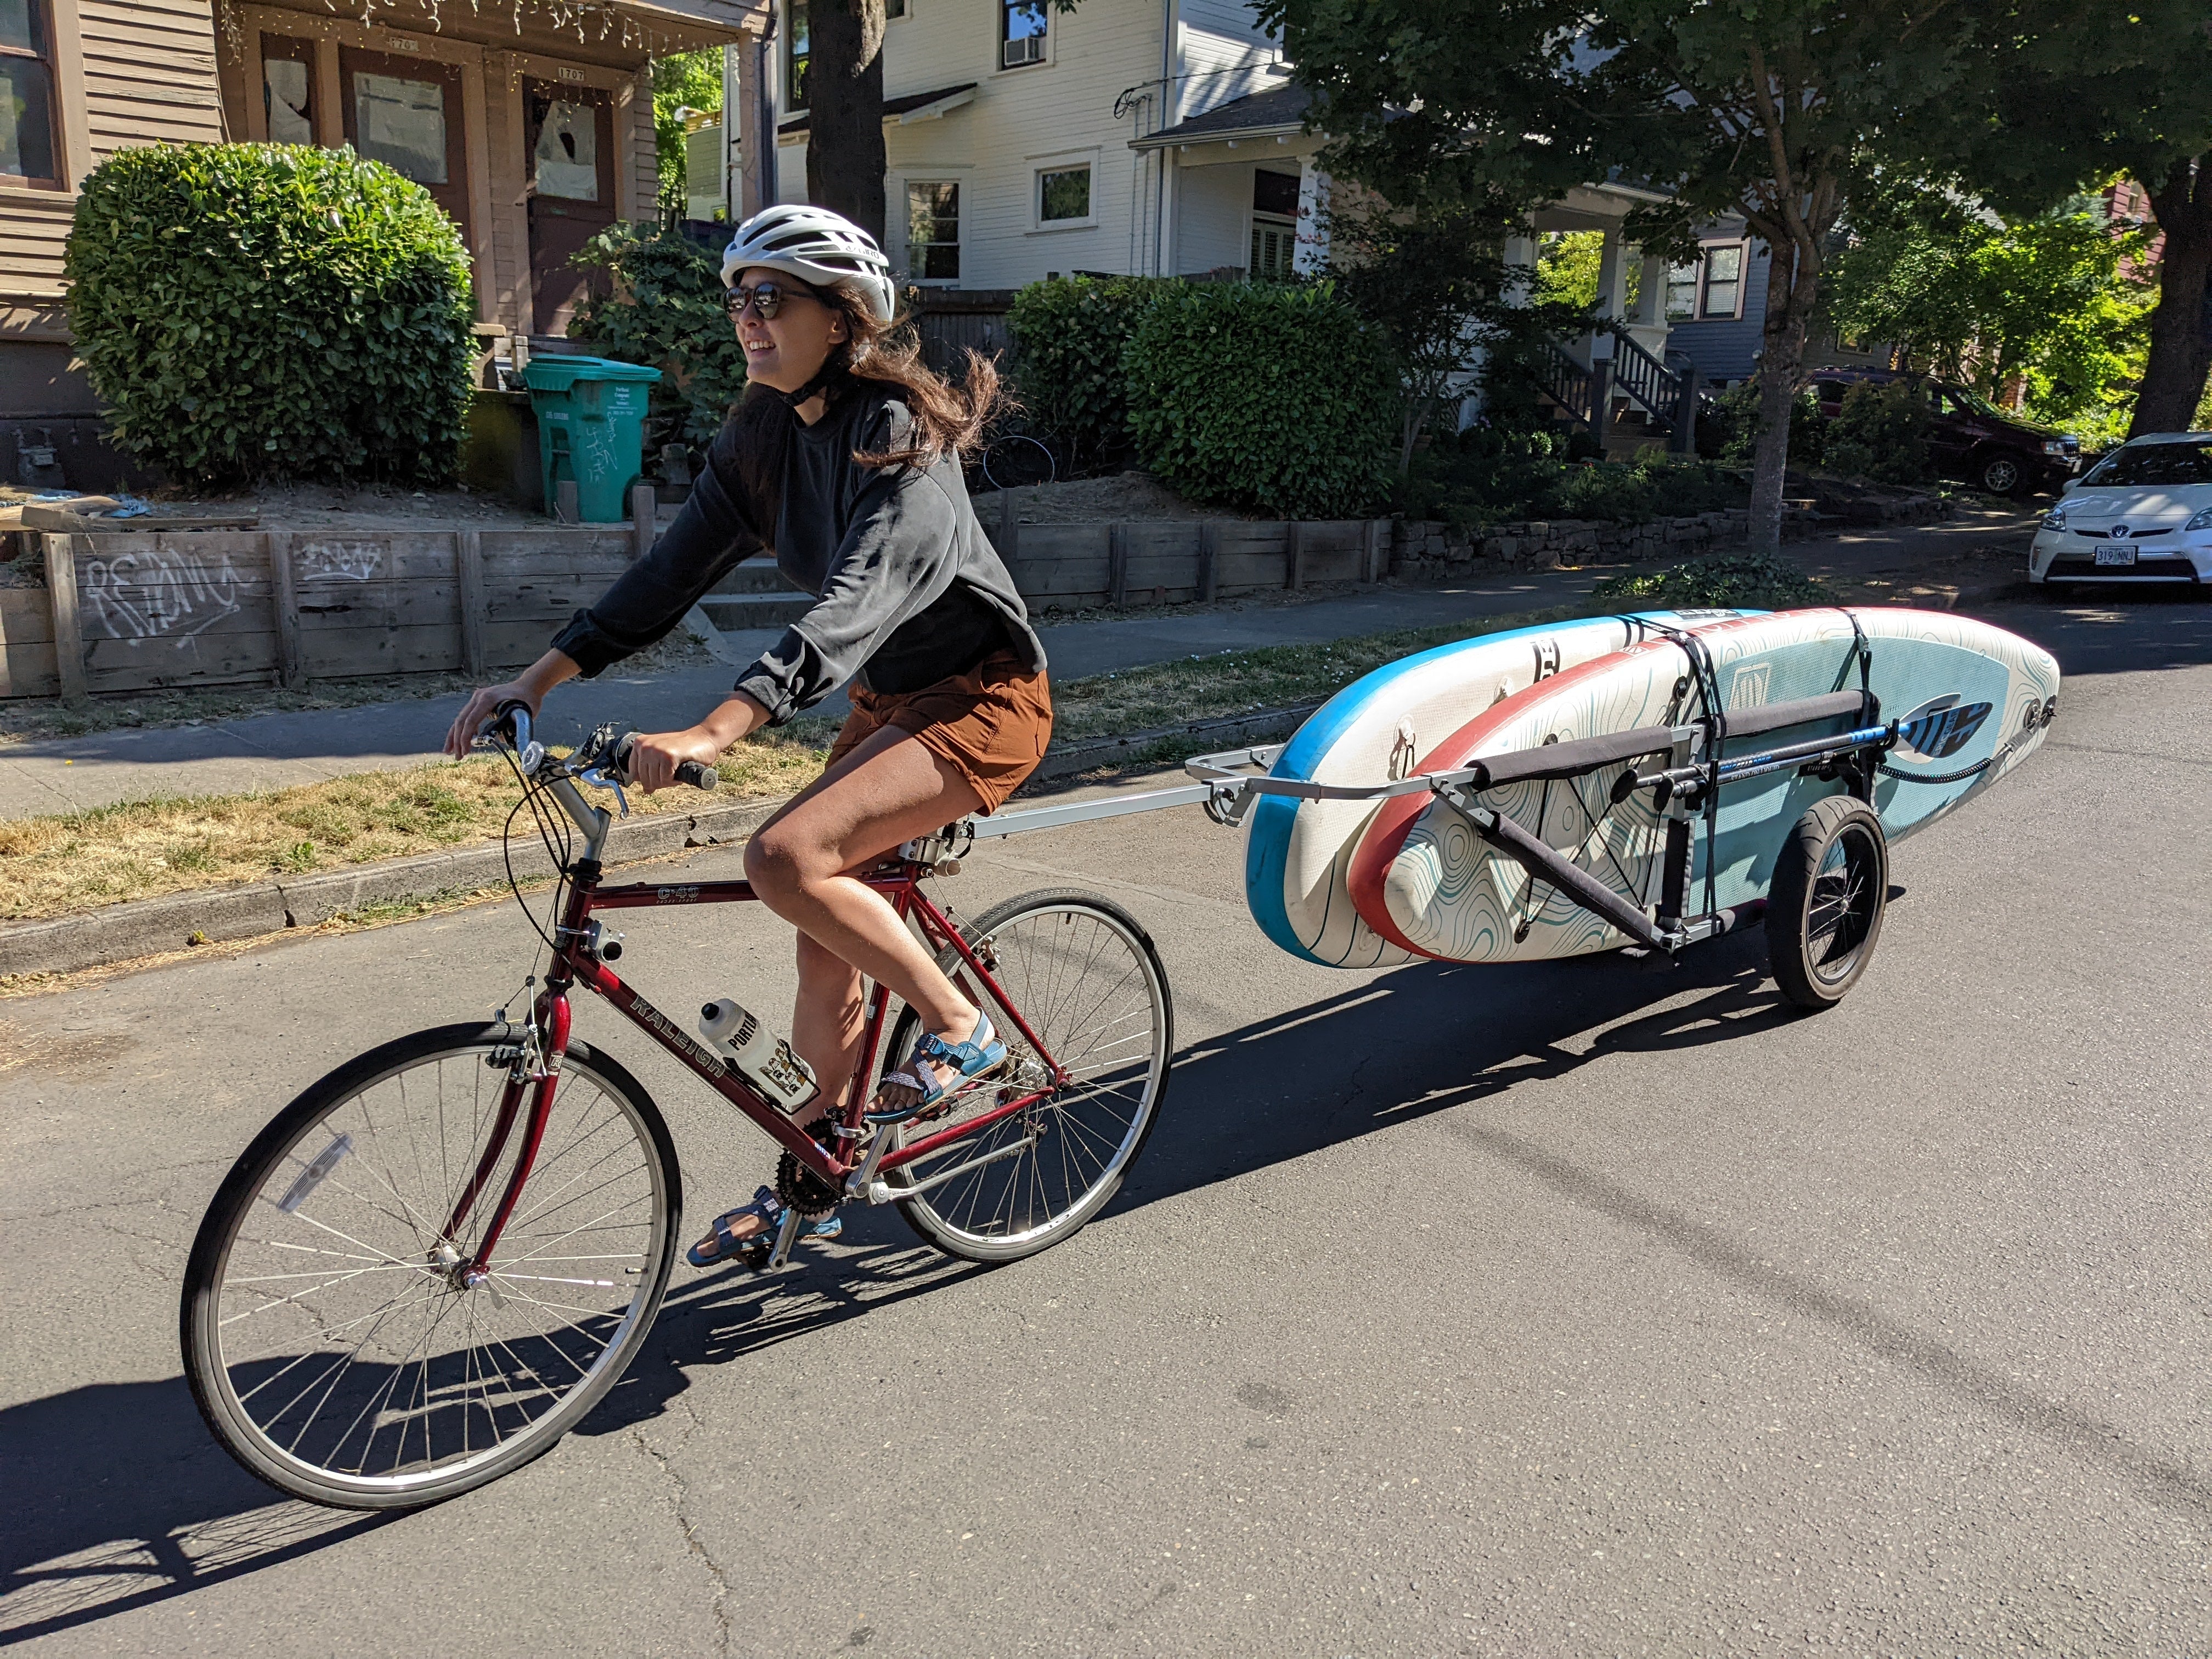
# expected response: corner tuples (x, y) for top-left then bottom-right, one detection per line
(337, 47), (471, 249)
(525, 83), (617, 336)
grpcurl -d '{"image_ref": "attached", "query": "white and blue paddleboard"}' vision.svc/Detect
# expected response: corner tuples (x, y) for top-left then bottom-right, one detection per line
(1245, 611), (1754, 969)
(1346, 608), (2059, 965)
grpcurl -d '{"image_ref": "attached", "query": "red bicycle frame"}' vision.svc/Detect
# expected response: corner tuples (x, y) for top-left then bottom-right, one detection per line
(447, 856), (1065, 1272)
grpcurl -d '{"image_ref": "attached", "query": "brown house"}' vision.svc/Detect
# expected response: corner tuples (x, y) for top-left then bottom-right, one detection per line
(0, 0), (760, 489)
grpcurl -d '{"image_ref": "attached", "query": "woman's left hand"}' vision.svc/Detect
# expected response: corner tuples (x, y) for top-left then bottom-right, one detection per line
(625, 726), (724, 793)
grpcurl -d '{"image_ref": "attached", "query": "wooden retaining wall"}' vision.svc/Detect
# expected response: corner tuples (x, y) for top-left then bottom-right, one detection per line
(7, 512), (1392, 701)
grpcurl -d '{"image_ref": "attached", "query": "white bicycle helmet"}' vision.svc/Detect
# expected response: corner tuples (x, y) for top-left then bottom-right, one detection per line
(721, 204), (898, 323)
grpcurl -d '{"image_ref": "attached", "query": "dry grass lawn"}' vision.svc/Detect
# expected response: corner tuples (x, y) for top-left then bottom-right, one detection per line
(0, 737), (827, 922)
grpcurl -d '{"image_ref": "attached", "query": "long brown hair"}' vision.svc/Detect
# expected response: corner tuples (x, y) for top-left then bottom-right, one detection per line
(723, 283), (1006, 531)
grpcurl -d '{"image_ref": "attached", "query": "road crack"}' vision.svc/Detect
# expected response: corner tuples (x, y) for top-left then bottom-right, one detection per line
(629, 1419), (735, 1657)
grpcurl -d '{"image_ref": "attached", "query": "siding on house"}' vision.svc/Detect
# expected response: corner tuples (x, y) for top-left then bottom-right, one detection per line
(1664, 238), (1771, 386)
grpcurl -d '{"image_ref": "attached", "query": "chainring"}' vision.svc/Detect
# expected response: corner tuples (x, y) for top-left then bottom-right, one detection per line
(775, 1116), (844, 1217)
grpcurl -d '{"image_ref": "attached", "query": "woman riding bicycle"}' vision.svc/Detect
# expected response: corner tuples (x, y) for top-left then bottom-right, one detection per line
(444, 204), (1051, 1267)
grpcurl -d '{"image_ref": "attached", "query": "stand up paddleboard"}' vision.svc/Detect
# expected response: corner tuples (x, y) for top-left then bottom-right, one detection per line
(1345, 608), (2059, 965)
(1245, 611), (1754, 969)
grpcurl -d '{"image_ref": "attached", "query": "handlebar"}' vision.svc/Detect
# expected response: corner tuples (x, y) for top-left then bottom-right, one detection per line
(479, 700), (718, 793)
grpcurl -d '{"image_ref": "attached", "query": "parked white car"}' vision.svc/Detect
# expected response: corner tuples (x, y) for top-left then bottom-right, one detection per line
(2029, 432), (2212, 586)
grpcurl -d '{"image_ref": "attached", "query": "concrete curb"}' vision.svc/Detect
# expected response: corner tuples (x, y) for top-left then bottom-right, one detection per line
(0, 797), (782, 980)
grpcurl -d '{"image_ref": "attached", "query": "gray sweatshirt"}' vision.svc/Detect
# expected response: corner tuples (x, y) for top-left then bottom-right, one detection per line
(550, 386), (1045, 723)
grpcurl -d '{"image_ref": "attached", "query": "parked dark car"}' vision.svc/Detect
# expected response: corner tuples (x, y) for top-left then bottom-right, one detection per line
(1809, 368), (2080, 496)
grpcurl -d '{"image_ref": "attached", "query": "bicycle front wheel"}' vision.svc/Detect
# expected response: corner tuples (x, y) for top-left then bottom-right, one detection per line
(180, 1023), (681, 1510)
(885, 888), (1172, 1263)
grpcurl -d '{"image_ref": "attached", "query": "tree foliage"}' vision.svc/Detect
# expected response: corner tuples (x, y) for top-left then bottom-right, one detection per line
(1324, 199), (1518, 472)
(652, 50), (724, 214)
(1255, 0), (2149, 551)
(64, 142), (473, 488)
(1824, 193), (2154, 444)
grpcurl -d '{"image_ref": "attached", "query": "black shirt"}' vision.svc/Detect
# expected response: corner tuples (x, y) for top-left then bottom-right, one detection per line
(550, 386), (1046, 722)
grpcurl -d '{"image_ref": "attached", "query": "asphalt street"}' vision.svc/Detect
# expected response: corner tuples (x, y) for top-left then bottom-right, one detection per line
(3, 591), (2211, 1656)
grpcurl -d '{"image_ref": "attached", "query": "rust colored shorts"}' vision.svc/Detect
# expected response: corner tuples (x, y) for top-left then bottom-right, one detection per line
(826, 650), (1053, 813)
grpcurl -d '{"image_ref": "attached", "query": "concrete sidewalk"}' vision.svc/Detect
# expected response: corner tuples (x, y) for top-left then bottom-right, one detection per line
(0, 507), (2038, 820)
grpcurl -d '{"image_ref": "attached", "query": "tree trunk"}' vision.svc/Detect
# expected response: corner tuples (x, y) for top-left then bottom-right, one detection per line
(803, 0), (888, 244)
(1746, 236), (1817, 558)
(2129, 157), (2212, 438)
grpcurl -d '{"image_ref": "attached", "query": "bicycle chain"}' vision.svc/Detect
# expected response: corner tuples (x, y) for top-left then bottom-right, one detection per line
(775, 1116), (844, 1216)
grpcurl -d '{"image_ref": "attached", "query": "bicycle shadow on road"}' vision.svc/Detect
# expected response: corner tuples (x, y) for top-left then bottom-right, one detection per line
(567, 935), (1794, 1442)
(0, 1377), (393, 1646)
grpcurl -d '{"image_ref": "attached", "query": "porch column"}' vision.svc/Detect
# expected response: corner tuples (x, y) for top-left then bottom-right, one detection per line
(1291, 155), (1328, 275)
(1633, 251), (1668, 327)
(1594, 225), (1628, 323)
(1503, 232), (1537, 306)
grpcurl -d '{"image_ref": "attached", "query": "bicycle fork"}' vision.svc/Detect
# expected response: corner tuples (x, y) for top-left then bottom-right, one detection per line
(439, 991), (574, 1291)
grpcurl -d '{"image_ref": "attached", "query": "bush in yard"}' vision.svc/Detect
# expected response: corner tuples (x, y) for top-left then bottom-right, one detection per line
(1006, 275), (1179, 475)
(1707, 382), (1826, 468)
(1591, 550), (1833, 608)
(1412, 426), (1744, 532)
(568, 221), (750, 458)
(1822, 381), (1931, 485)
(65, 143), (473, 488)
(1121, 281), (1398, 519)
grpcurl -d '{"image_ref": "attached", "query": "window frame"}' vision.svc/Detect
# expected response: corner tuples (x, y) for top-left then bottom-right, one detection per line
(782, 0), (809, 115)
(902, 176), (961, 283)
(0, 0), (66, 191)
(1026, 149), (1097, 232)
(1697, 240), (1748, 320)
(998, 0), (1049, 71)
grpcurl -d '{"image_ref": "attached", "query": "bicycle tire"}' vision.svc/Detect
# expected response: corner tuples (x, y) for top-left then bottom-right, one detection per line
(882, 889), (1172, 1264)
(180, 1023), (681, 1510)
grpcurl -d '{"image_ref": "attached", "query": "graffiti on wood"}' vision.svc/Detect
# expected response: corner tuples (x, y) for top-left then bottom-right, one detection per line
(80, 548), (252, 644)
(296, 542), (383, 583)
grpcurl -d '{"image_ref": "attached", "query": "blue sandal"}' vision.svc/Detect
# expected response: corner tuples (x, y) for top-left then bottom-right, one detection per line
(686, 1185), (841, 1268)
(867, 1012), (1008, 1126)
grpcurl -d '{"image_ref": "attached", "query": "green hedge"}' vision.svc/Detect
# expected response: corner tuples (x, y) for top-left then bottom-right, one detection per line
(568, 222), (748, 456)
(1006, 275), (1177, 472)
(1825, 381), (1931, 483)
(64, 143), (474, 487)
(1121, 281), (1398, 519)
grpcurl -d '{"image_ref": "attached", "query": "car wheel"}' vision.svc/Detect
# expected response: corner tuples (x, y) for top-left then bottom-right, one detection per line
(1978, 453), (2023, 496)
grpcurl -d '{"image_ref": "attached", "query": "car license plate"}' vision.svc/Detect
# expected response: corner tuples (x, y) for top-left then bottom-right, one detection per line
(2095, 544), (2138, 567)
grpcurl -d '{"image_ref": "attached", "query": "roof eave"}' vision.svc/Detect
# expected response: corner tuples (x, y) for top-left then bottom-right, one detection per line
(1128, 122), (1308, 151)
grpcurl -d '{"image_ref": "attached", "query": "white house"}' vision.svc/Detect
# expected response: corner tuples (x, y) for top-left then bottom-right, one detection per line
(718, 0), (1694, 444)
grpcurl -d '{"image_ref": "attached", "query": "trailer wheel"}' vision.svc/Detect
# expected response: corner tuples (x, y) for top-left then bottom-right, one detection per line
(1766, 795), (1888, 1011)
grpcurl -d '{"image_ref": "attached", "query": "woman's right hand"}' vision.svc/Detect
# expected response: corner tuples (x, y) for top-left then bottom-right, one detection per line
(444, 680), (540, 760)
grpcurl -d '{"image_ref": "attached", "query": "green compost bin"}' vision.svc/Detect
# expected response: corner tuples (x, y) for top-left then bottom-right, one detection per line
(521, 355), (663, 523)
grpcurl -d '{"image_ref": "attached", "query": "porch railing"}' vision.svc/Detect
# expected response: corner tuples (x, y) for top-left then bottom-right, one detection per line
(1534, 332), (1698, 453)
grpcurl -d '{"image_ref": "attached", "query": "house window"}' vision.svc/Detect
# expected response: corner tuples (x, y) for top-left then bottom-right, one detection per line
(0, 0), (61, 184)
(1001, 0), (1046, 68)
(1039, 165), (1089, 223)
(1249, 170), (1299, 279)
(785, 0), (809, 110)
(1700, 244), (1744, 318)
(354, 72), (448, 185)
(884, 0), (905, 16)
(1664, 261), (1700, 321)
(261, 38), (316, 146)
(907, 180), (958, 279)
(534, 100), (600, 201)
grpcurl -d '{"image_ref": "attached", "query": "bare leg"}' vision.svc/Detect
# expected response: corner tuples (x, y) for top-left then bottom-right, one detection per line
(693, 727), (994, 1261)
(745, 723), (989, 1101)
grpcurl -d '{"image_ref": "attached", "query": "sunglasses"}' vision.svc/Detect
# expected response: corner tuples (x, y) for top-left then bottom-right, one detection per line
(723, 280), (821, 320)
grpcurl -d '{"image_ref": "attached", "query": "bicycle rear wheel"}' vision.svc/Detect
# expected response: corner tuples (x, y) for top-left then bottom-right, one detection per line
(180, 1023), (681, 1510)
(884, 889), (1172, 1263)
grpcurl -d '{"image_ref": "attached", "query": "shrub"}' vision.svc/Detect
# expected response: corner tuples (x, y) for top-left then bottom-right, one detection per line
(568, 222), (747, 456)
(1121, 281), (1398, 519)
(1591, 550), (1834, 608)
(1006, 275), (1179, 474)
(1823, 381), (1930, 484)
(65, 143), (473, 487)
(1707, 382), (1826, 467)
(1411, 428), (1743, 531)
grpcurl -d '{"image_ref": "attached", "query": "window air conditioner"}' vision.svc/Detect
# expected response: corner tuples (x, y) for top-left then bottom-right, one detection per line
(1003, 34), (1043, 67)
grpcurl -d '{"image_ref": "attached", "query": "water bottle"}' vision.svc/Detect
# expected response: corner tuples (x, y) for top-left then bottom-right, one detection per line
(698, 998), (819, 1113)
